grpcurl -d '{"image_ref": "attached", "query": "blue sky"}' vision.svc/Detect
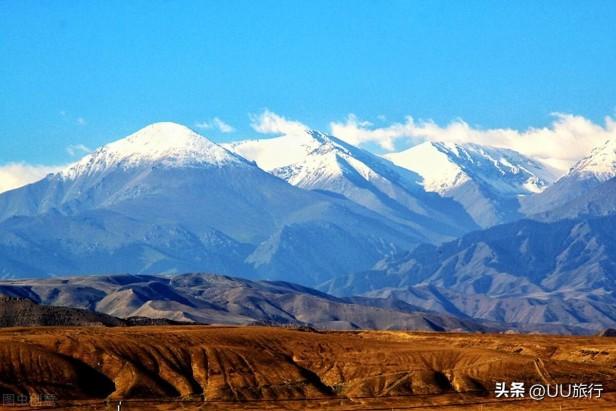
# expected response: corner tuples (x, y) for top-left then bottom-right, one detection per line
(1, 0), (616, 169)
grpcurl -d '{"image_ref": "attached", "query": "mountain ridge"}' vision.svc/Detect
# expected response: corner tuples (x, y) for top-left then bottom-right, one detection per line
(227, 130), (478, 241)
(521, 137), (616, 215)
(385, 141), (555, 227)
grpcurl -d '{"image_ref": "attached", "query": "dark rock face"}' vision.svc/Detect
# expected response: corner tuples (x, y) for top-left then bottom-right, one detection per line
(0, 296), (190, 327)
(0, 296), (123, 327)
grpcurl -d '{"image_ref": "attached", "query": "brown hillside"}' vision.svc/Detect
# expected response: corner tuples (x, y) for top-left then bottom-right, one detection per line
(0, 326), (615, 409)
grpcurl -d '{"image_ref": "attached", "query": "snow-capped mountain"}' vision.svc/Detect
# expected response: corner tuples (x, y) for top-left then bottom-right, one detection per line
(384, 142), (552, 195)
(569, 137), (616, 180)
(384, 141), (556, 227)
(62, 122), (248, 180)
(0, 123), (423, 284)
(227, 131), (477, 242)
(0, 122), (251, 223)
(522, 137), (616, 215)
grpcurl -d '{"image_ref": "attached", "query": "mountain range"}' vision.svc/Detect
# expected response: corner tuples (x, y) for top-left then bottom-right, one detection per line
(0, 272), (589, 334)
(319, 137), (616, 332)
(321, 214), (616, 332)
(1, 121), (616, 332)
(0, 123), (427, 284)
(0, 273), (491, 332)
(226, 131), (476, 240)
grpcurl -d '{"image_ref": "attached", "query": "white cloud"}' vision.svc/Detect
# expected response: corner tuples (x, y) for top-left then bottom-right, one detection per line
(66, 144), (92, 157)
(76, 117), (87, 126)
(0, 163), (65, 194)
(330, 113), (616, 174)
(195, 117), (235, 133)
(250, 109), (308, 136)
(330, 114), (408, 151)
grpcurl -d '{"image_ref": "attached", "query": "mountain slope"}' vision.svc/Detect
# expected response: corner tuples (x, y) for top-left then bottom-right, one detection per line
(322, 215), (616, 331)
(534, 177), (616, 221)
(227, 131), (477, 242)
(384, 142), (555, 227)
(0, 209), (254, 278)
(0, 123), (421, 285)
(522, 138), (616, 215)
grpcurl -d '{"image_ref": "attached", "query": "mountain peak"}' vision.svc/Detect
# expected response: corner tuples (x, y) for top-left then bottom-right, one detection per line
(569, 138), (616, 180)
(61, 122), (246, 179)
(106, 122), (227, 159)
(124, 121), (201, 143)
(384, 142), (469, 194)
(224, 129), (330, 171)
(385, 141), (554, 195)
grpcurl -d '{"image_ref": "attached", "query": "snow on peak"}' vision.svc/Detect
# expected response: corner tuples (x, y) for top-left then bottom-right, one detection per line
(225, 129), (393, 182)
(385, 141), (554, 195)
(569, 137), (616, 181)
(223, 130), (325, 171)
(385, 142), (469, 194)
(226, 129), (421, 196)
(61, 122), (246, 179)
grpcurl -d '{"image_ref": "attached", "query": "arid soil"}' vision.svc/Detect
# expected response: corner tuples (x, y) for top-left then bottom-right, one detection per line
(0, 326), (615, 410)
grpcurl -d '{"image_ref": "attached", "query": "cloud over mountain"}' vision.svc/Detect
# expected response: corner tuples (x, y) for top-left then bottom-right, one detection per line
(330, 113), (616, 175)
(0, 163), (65, 194)
(250, 109), (309, 136)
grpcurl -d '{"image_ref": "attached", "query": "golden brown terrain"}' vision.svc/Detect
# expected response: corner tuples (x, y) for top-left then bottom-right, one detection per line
(0, 326), (615, 410)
